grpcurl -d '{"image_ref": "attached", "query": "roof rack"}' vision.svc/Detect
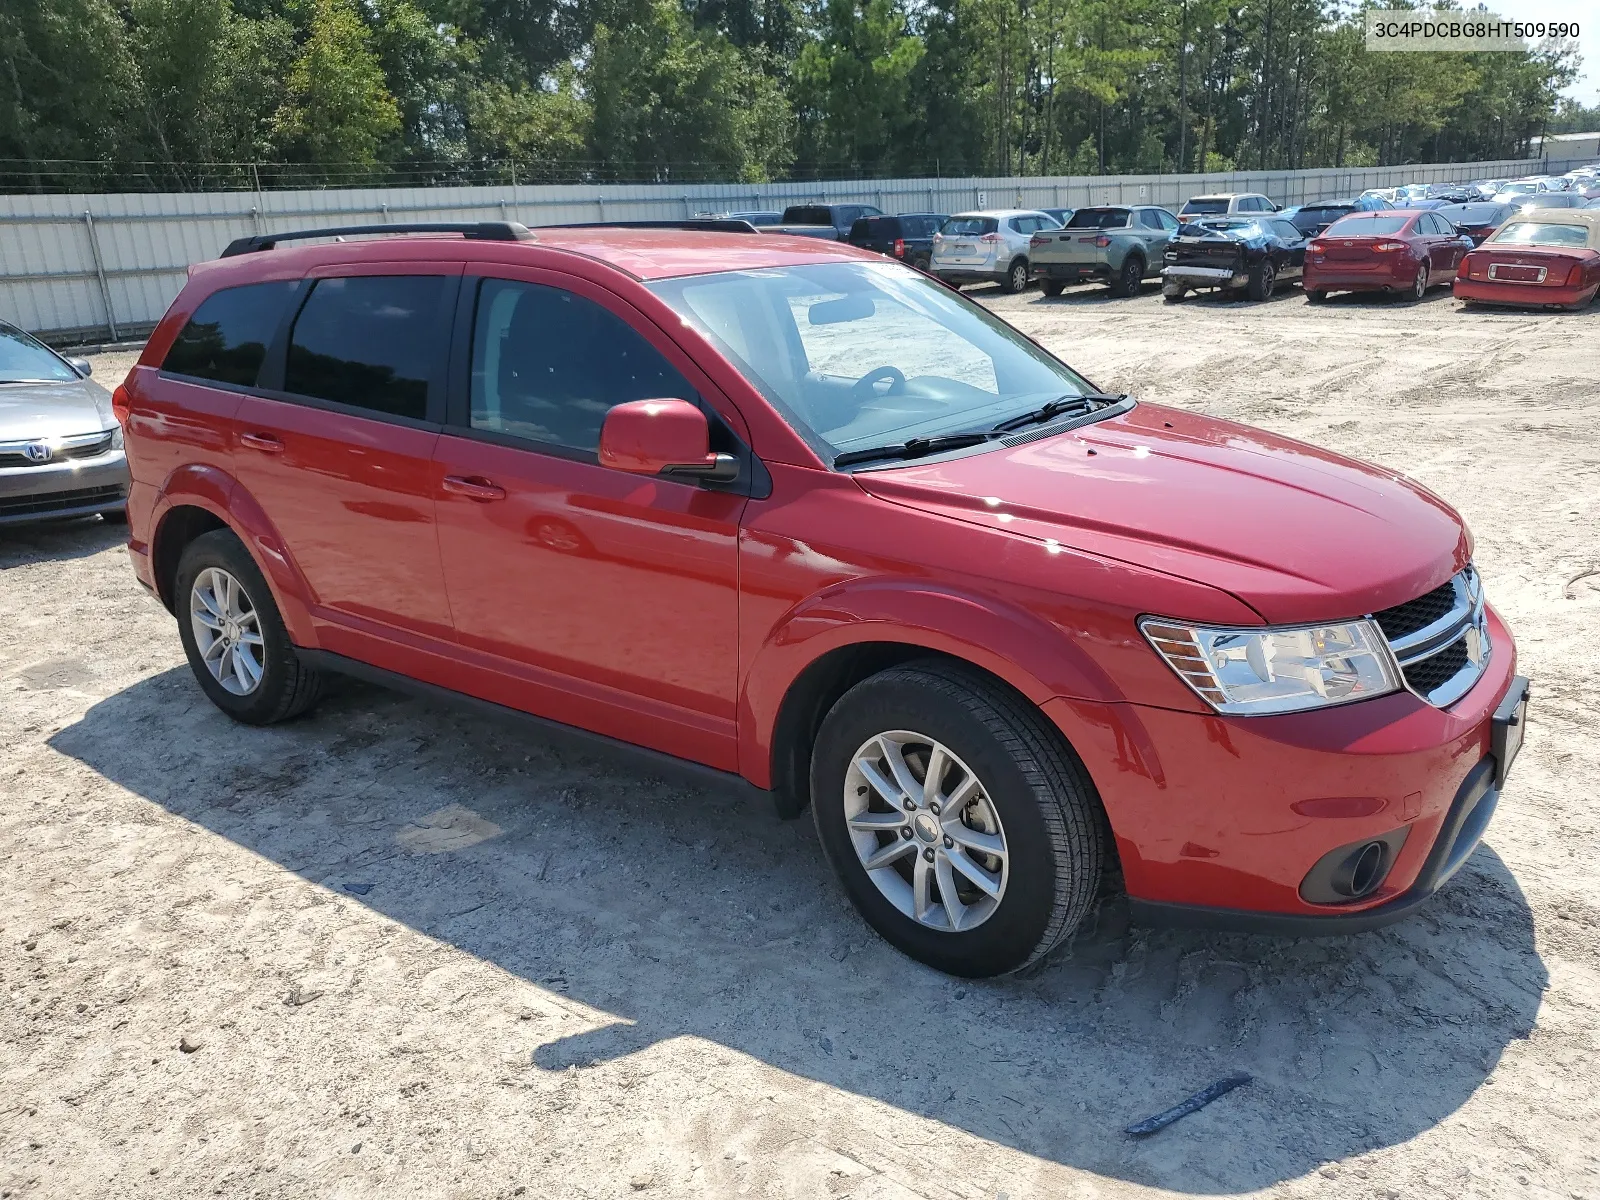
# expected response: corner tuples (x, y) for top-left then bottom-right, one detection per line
(219, 221), (536, 258)
(543, 219), (760, 234)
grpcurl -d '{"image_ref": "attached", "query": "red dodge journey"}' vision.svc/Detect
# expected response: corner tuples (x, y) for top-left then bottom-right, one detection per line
(115, 220), (1529, 976)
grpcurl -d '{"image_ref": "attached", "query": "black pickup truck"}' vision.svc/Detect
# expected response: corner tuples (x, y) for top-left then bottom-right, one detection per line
(766, 203), (883, 240)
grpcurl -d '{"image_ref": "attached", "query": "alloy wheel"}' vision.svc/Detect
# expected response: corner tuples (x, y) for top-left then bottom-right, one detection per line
(842, 730), (1009, 933)
(1413, 263), (1429, 299)
(189, 566), (265, 696)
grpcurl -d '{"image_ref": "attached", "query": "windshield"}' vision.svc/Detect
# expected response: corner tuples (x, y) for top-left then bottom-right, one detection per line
(1493, 221), (1590, 247)
(942, 216), (997, 236)
(1181, 198), (1229, 214)
(1065, 208), (1132, 229)
(0, 326), (78, 384)
(1327, 214), (1410, 236)
(648, 260), (1095, 462)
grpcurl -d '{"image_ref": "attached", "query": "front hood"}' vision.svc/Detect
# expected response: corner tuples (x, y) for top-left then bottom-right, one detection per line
(853, 403), (1469, 625)
(0, 378), (114, 442)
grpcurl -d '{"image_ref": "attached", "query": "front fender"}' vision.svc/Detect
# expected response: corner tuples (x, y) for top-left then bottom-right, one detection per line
(737, 577), (1129, 789)
(151, 465), (318, 647)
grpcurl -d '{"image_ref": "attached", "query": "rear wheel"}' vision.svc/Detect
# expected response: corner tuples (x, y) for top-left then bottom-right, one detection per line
(1002, 258), (1030, 294)
(1247, 258), (1277, 301)
(175, 529), (325, 725)
(1111, 255), (1144, 297)
(1409, 262), (1429, 301)
(1041, 280), (1065, 298)
(1305, 289), (1327, 304)
(810, 661), (1107, 977)
(1162, 282), (1187, 303)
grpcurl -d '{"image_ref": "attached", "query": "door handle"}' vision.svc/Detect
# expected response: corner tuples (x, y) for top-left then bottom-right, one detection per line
(441, 475), (506, 502)
(240, 432), (284, 453)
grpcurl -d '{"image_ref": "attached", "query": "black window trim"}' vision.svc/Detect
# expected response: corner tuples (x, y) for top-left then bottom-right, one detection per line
(158, 278), (307, 393)
(444, 271), (768, 496)
(258, 272), (459, 427)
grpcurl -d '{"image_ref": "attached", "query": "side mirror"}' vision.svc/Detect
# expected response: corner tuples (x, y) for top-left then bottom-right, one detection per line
(68, 357), (92, 377)
(599, 398), (738, 483)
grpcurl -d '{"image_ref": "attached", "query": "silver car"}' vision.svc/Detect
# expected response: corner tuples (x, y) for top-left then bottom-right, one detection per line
(0, 322), (128, 526)
(931, 210), (1062, 293)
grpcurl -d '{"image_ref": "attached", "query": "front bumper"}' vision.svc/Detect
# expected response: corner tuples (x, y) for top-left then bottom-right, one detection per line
(1162, 264), (1247, 288)
(1043, 606), (1523, 932)
(1453, 277), (1597, 308)
(0, 450), (129, 525)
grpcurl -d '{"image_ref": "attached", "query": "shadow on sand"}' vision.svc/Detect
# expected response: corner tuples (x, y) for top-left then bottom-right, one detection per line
(51, 664), (1546, 1192)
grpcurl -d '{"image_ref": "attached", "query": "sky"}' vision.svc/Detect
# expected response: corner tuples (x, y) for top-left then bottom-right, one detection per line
(1499, 0), (1597, 107)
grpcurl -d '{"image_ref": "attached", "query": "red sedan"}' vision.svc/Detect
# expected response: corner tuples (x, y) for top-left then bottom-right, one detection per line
(1304, 210), (1475, 302)
(1454, 211), (1600, 310)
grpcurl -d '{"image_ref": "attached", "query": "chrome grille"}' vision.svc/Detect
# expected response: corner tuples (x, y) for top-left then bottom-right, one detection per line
(1372, 566), (1489, 708)
(0, 430), (116, 468)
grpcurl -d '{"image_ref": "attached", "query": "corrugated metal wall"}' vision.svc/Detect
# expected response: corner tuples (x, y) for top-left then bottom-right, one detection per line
(0, 157), (1542, 340)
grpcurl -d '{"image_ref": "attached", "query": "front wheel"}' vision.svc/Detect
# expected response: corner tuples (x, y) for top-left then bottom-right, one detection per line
(1162, 282), (1187, 303)
(1247, 258), (1277, 301)
(810, 662), (1107, 977)
(1001, 258), (1030, 294)
(175, 528), (325, 724)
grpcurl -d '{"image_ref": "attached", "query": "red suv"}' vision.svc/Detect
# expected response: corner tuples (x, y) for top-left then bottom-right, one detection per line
(117, 221), (1528, 977)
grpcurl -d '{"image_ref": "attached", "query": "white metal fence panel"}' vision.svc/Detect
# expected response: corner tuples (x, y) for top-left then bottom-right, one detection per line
(0, 157), (1543, 340)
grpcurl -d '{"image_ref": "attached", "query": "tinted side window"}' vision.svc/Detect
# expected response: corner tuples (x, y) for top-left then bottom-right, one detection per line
(1138, 210), (1163, 229)
(470, 279), (698, 454)
(162, 282), (297, 387)
(1271, 221), (1301, 241)
(283, 276), (448, 421)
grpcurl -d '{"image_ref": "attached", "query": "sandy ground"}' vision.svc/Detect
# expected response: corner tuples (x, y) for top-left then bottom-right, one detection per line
(3, 283), (1599, 1200)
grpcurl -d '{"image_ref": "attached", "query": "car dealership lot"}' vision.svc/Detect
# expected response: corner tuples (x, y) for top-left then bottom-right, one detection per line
(3, 291), (1597, 1199)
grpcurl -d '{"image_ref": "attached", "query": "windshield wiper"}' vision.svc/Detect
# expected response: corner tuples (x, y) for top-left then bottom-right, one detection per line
(833, 431), (994, 468)
(991, 391), (1127, 434)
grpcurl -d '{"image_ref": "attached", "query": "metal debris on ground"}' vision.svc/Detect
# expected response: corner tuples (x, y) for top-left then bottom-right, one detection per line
(1125, 1072), (1252, 1137)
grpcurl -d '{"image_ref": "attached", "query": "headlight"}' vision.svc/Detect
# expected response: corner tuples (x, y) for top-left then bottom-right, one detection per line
(1139, 618), (1401, 715)
(110, 424), (124, 450)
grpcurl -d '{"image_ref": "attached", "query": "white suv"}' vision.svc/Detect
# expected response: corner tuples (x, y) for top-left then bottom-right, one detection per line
(1178, 193), (1278, 220)
(932, 210), (1062, 293)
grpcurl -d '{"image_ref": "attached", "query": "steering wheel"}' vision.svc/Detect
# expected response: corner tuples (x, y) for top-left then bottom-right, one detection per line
(851, 365), (906, 401)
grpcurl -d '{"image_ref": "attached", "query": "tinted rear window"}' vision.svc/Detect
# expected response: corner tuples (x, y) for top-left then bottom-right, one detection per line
(284, 276), (449, 420)
(162, 281), (297, 387)
(1494, 221), (1590, 247)
(784, 206), (832, 226)
(1301, 205), (1354, 219)
(1181, 198), (1230, 214)
(1065, 208), (1132, 229)
(942, 217), (998, 235)
(1327, 214), (1410, 236)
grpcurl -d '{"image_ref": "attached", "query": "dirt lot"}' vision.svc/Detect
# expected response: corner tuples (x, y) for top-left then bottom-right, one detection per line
(3, 283), (1598, 1200)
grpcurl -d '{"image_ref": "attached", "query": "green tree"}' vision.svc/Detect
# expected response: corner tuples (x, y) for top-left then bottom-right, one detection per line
(587, 0), (792, 181)
(791, 0), (922, 172)
(273, 0), (401, 169)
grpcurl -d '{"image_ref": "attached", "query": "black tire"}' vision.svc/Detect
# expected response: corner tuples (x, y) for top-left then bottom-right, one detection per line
(810, 661), (1107, 978)
(1111, 255), (1144, 297)
(175, 528), (325, 725)
(1409, 262), (1429, 301)
(1305, 289), (1327, 304)
(100, 508), (129, 524)
(1247, 258), (1277, 301)
(1041, 280), (1065, 298)
(1001, 258), (1029, 294)
(1162, 283), (1187, 303)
